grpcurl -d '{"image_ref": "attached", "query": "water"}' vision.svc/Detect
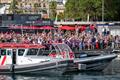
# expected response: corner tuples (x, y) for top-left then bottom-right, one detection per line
(1, 72), (120, 80)
(1, 59), (120, 80)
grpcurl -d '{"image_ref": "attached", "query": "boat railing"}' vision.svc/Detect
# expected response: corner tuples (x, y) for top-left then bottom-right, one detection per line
(49, 50), (57, 54)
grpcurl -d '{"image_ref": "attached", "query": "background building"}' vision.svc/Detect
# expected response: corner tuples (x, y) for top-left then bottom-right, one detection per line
(49, 0), (66, 15)
(0, 0), (49, 18)
(18, 0), (49, 18)
(56, 0), (65, 15)
(0, 0), (12, 4)
(0, 0), (67, 18)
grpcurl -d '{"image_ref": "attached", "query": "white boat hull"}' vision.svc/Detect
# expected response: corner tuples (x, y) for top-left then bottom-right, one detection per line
(0, 60), (73, 74)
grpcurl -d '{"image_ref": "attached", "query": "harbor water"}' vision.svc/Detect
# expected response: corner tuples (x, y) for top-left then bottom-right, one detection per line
(0, 57), (120, 80)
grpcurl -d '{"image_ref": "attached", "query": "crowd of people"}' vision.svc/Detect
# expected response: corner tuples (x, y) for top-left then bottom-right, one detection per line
(0, 25), (120, 51)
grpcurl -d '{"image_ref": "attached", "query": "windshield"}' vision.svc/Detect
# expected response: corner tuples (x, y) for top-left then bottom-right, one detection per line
(0, 49), (6, 55)
(7, 50), (12, 55)
(27, 49), (38, 56)
(18, 49), (25, 56)
(37, 44), (57, 56)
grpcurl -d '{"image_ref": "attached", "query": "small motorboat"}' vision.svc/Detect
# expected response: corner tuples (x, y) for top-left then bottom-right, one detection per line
(45, 43), (117, 71)
(0, 43), (73, 74)
(74, 52), (117, 71)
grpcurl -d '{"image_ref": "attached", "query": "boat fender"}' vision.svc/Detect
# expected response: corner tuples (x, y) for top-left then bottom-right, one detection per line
(10, 64), (14, 72)
(56, 61), (58, 69)
(69, 52), (74, 59)
(80, 54), (87, 58)
(78, 64), (86, 70)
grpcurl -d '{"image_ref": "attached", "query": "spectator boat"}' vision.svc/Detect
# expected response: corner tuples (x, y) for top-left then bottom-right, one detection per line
(0, 43), (73, 74)
(0, 43), (117, 74)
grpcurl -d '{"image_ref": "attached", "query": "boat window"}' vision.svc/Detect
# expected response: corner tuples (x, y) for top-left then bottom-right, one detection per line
(44, 44), (55, 50)
(38, 48), (50, 56)
(57, 44), (71, 53)
(27, 49), (38, 56)
(37, 49), (45, 56)
(7, 50), (12, 55)
(38, 49), (56, 56)
(54, 45), (61, 53)
(38, 45), (56, 56)
(18, 49), (25, 56)
(1, 49), (6, 55)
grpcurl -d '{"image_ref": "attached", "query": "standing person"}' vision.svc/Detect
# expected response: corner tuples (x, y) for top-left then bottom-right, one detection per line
(75, 25), (79, 37)
(81, 37), (85, 50)
(99, 39), (104, 49)
(38, 36), (43, 45)
(79, 40), (82, 50)
(103, 28), (107, 36)
(95, 38), (99, 49)
(91, 36), (96, 49)
(111, 37), (115, 49)
(115, 35), (119, 49)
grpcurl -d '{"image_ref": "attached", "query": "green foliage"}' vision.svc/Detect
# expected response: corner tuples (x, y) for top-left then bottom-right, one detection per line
(57, 12), (65, 20)
(49, 1), (57, 19)
(9, 0), (18, 13)
(65, 0), (120, 21)
(34, 3), (39, 13)
(9, 0), (23, 14)
(65, 0), (76, 18)
(104, 0), (120, 21)
(65, 0), (102, 21)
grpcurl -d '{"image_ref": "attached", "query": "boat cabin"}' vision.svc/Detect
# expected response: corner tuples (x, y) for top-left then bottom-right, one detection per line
(0, 43), (74, 66)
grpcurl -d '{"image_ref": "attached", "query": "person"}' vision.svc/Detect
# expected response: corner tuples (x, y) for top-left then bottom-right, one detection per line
(91, 36), (96, 49)
(12, 49), (16, 64)
(103, 28), (107, 36)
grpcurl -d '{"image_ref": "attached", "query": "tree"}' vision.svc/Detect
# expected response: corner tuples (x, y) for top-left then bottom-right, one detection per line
(9, 0), (18, 13)
(49, 1), (57, 20)
(80, 0), (102, 21)
(57, 12), (65, 21)
(34, 3), (39, 14)
(104, 0), (120, 21)
(65, 0), (76, 19)
(65, 0), (102, 21)
(65, 0), (120, 21)
(9, 0), (23, 14)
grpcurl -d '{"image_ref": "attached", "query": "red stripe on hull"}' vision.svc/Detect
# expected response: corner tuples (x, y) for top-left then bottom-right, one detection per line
(1, 56), (6, 65)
